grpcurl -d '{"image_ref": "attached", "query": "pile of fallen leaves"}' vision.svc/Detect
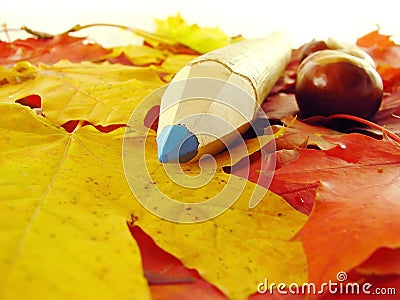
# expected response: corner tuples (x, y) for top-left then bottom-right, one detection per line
(0, 14), (399, 300)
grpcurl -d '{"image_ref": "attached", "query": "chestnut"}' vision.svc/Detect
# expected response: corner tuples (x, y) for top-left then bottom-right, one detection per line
(295, 49), (383, 119)
(299, 38), (376, 67)
(299, 40), (330, 61)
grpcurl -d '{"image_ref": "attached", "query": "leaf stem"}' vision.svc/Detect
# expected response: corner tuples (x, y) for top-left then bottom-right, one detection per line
(1, 23), (12, 42)
(325, 113), (400, 144)
(63, 23), (133, 34)
(392, 113), (400, 119)
(20, 26), (54, 39)
(15, 22), (178, 48)
(62, 23), (176, 45)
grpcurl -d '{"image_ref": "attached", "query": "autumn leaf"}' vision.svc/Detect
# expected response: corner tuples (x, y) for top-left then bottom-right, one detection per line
(131, 14), (229, 55)
(270, 133), (400, 285)
(262, 93), (299, 121)
(0, 60), (164, 127)
(129, 225), (228, 300)
(0, 103), (150, 299)
(122, 88), (308, 299)
(357, 30), (400, 70)
(227, 117), (340, 215)
(105, 44), (167, 66)
(370, 87), (400, 135)
(356, 247), (400, 276)
(0, 35), (110, 66)
(268, 118), (341, 215)
(352, 30), (400, 137)
(104, 43), (197, 68)
(153, 13), (231, 53)
(274, 116), (340, 150)
(130, 196), (307, 300)
(0, 45), (201, 131)
(157, 53), (199, 81)
(0, 86), (308, 300)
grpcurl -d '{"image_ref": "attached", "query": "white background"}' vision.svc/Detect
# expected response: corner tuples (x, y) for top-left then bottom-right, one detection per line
(1, 0), (399, 47)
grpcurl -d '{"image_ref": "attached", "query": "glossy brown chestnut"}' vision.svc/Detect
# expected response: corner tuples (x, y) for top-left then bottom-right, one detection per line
(295, 49), (383, 119)
(299, 38), (376, 67)
(299, 40), (329, 61)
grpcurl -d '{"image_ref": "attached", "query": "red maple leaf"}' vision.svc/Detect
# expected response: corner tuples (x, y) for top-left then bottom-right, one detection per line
(0, 34), (110, 66)
(357, 30), (400, 92)
(128, 223), (228, 300)
(270, 133), (400, 285)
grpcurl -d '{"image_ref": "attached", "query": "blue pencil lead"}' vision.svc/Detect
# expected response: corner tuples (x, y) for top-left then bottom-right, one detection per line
(157, 125), (199, 163)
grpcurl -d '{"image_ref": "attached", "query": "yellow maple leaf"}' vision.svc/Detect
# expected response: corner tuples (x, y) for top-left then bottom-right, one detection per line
(1, 91), (307, 300)
(0, 60), (165, 127)
(122, 87), (308, 299)
(135, 13), (231, 54)
(105, 45), (166, 66)
(0, 103), (150, 299)
(158, 54), (198, 81)
(0, 52), (202, 128)
(156, 14), (231, 53)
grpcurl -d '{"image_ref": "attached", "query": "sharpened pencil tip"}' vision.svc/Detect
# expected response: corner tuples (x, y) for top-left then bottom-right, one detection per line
(157, 125), (199, 163)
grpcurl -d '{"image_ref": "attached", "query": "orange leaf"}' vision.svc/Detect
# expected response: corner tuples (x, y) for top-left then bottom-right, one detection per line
(275, 117), (340, 150)
(0, 35), (110, 66)
(273, 134), (400, 285)
(357, 30), (395, 52)
(371, 87), (400, 135)
(227, 118), (340, 215)
(357, 30), (400, 91)
(356, 247), (400, 276)
(0, 60), (165, 127)
(128, 224), (228, 300)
